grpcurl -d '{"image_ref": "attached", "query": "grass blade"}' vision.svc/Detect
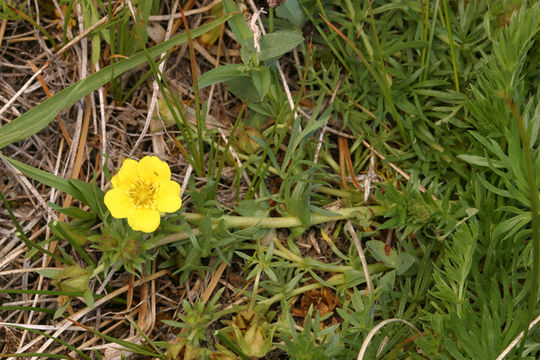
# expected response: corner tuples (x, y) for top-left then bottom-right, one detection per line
(0, 14), (232, 150)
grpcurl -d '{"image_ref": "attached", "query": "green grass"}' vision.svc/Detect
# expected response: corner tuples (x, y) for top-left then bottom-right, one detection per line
(0, 0), (539, 358)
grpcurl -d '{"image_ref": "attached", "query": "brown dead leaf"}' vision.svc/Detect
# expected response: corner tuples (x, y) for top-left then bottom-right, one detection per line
(290, 287), (339, 319)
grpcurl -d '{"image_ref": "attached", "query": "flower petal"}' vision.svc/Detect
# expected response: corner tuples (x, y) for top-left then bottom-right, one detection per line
(104, 189), (130, 218)
(111, 159), (138, 189)
(137, 156), (171, 183)
(127, 208), (161, 233)
(156, 180), (182, 213)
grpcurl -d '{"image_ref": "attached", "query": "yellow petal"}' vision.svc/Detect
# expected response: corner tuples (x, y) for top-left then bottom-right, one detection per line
(111, 159), (138, 189)
(137, 156), (171, 184)
(127, 208), (161, 233)
(104, 189), (131, 218)
(156, 180), (182, 213)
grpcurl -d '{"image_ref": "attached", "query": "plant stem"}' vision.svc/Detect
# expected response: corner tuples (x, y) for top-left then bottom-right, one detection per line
(155, 206), (384, 247)
(269, 7), (274, 33)
(441, 0), (459, 92)
(186, 206), (383, 228)
(259, 262), (388, 307)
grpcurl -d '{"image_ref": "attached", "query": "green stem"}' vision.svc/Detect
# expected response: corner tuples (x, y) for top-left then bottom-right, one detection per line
(190, 205), (382, 228)
(317, 185), (363, 201)
(421, 0), (440, 82)
(269, 7), (274, 33)
(155, 206), (384, 247)
(249, 269), (261, 312)
(259, 262), (388, 307)
(240, 242), (354, 273)
(180, 7), (205, 177)
(441, 0), (459, 92)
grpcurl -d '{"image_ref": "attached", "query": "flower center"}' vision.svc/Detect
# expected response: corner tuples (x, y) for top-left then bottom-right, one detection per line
(126, 178), (158, 209)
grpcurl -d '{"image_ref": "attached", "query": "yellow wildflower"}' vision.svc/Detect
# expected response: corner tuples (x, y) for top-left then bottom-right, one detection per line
(104, 156), (182, 233)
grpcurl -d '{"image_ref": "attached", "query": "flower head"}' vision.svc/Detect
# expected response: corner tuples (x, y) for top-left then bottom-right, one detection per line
(104, 156), (182, 233)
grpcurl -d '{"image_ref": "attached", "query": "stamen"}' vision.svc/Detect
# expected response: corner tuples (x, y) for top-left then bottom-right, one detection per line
(126, 178), (159, 209)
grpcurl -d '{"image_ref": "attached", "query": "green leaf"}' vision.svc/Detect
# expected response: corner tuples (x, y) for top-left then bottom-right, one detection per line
(54, 300), (70, 320)
(36, 268), (62, 279)
(366, 240), (414, 274)
(222, 0), (253, 46)
(282, 115), (329, 170)
(367, 240), (394, 261)
(383, 40), (427, 56)
(251, 65), (271, 99)
(276, 0), (305, 28)
(160, 319), (187, 328)
(83, 289), (95, 308)
(48, 203), (96, 220)
(0, 14), (232, 150)
(395, 253), (415, 275)
(2, 155), (85, 203)
(235, 199), (270, 217)
(457, 154), (504, 168)
(49, 221), (95, 267)
(259, 30), (304, 62)
(287, 181), (311, 226)
(2, 156), (105, 215)
(69, 178), (106, 217)
(198, 64), (249, 89)
(226, 76), (264, 103)
(91, 33), (101, 65)
(379, 270), (396, 292)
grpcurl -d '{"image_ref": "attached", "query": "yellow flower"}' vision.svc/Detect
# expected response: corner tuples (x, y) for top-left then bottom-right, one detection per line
(104, 156), (182, 233)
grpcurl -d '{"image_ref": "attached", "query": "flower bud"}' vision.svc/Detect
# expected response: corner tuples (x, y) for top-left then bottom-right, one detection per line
(234, 126), (263, 154)
(53, 265), (90, 293)
(167, 337), (198, 360)
(210, 345), (238, 360)
(228, 310), (272, 358)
